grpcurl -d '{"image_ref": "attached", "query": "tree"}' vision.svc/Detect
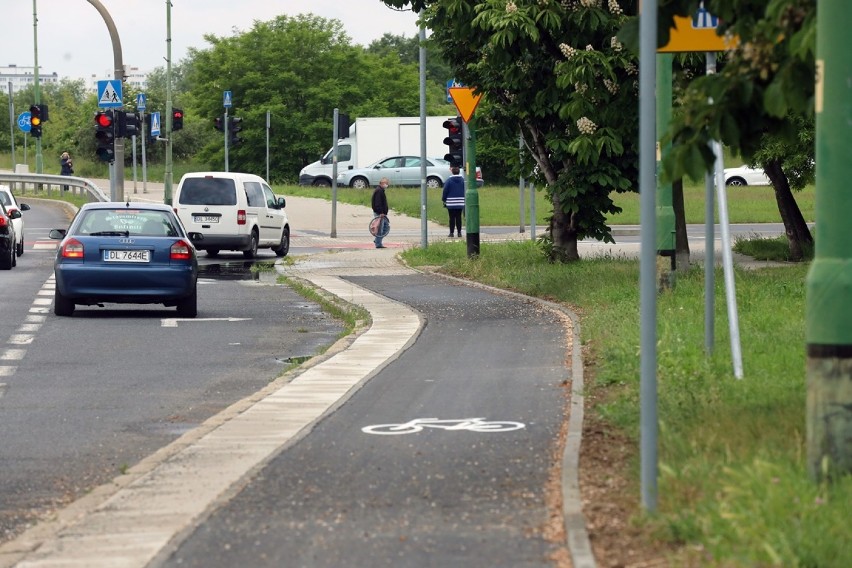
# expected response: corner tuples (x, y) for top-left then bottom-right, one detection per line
(383, 0), (641, 262)
(183, 14), (437, 182)
(640, 0), (816, 259)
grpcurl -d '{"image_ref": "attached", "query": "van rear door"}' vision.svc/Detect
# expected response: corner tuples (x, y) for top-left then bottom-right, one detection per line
(174, 176), (241, 236)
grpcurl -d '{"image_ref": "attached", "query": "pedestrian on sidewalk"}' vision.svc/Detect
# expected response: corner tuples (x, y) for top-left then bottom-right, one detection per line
(371, 177), (390, 249)
(60, 152), (74, 191)
(442, 165), (465, 237)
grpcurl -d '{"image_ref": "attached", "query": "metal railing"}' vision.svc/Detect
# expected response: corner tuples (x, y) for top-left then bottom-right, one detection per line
(0, 173), (108, 202)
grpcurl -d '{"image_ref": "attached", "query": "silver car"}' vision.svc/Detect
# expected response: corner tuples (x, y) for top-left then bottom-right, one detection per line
(337, 156), (483, 189)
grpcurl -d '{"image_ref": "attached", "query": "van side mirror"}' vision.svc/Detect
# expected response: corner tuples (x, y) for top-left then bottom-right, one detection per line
(48, 228), (66, 240)
(277, 196), (286, 209)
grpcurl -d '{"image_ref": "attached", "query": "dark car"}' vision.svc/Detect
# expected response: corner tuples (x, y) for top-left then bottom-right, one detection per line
(0, 201), (19, 270)
(49, 202), (203, 317)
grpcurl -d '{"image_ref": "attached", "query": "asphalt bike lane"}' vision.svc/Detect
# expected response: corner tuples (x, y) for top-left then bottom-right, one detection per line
(161, 273), (572, 568)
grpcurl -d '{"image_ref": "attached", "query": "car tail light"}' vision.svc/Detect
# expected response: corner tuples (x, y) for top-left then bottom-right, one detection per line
(61, 238), (84, 259)
(0, 215), (7, 228)
(237, 210), (246, 225)
(170, 240), (193, 261)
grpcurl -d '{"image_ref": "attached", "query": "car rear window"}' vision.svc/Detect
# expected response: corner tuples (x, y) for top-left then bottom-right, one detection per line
(78, 209), (180, 236)
(178, 177), (238, 206)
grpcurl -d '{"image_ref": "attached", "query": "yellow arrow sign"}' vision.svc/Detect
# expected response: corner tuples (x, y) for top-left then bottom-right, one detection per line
(449, 87), (482, 123)
(658, 10), (738, 53)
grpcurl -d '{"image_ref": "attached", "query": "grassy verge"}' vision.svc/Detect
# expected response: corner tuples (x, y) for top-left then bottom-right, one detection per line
(280, 181), (815, 227)
(400, 240), (850, 567)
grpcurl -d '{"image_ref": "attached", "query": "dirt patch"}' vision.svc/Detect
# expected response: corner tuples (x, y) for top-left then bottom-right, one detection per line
(579, 385), (682, 568)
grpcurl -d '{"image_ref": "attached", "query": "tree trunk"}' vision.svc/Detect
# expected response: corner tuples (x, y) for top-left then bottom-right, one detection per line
(763, 158), (813, 261)
(549, 195), (580, 262)
(672, 178), (690, 271)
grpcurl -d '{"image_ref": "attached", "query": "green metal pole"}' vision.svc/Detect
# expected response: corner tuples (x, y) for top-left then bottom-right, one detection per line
(464, 117), (479, 257)
(164, 0), (173, 205)
(806, 0), (852, 480)
(656, 53), (675, 262)
(32, 0), (42, 174)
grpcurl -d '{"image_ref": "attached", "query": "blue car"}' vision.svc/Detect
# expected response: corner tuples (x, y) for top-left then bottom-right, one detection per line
(49, 202), (203, 317)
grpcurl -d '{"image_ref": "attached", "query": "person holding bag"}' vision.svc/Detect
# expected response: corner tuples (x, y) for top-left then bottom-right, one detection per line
(371, 177), (390, 249)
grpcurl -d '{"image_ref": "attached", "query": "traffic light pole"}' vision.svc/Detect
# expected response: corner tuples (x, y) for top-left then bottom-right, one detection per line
(31, 0), (43, 174)
(464, 118), (479, 257)
(87, 0), (125, 201)
(163, 0), (173, 204)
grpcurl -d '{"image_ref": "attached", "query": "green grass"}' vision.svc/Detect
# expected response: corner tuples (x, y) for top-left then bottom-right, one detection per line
(400, 241), (851, 567)
(279, 180), (815, 227)
(733, 234), (815, 262)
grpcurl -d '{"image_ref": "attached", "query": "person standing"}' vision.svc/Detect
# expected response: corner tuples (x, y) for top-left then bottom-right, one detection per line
(60, 152), (74, 191)
(371, 177), (390, 249)
(442, 165), (465, 237)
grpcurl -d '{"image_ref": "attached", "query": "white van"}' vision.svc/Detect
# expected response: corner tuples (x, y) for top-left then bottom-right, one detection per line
(173, 172), (290, 258)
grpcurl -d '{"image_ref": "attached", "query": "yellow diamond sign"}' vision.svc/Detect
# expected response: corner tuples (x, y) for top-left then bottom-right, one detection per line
(449, 87), (482, 123)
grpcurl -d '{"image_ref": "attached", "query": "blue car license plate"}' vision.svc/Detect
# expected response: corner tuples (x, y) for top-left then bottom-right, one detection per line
(103, 249), (150, 263)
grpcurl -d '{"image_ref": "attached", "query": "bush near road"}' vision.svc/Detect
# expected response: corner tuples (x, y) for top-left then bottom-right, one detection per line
(402, 240), (850, 567)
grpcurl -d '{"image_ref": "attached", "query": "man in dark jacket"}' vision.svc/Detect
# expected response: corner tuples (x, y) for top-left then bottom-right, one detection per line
(371, 177), (390, 249)
(441, 166), (465, 237)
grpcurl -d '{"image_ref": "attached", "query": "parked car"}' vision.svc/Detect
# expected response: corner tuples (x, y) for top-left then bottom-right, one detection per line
(172, 172), (290, 258)
(724, 165), (771, 186)
(0, 185), (30, 256)
(0, 200), (19, 270)
(48, 202), (202, 317)
(337, 155), (484, 189)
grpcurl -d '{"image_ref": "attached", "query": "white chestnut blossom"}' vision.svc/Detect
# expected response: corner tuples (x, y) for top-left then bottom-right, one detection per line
(577, 117), (598, 135)
(560, 43), (578, 59)
(608, 0), (623, 15)
(610, 36), (623, 52)
(506, 1), (518, 14)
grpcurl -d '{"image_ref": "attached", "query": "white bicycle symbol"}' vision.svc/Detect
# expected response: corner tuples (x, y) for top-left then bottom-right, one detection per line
(361, 417), (525, 435)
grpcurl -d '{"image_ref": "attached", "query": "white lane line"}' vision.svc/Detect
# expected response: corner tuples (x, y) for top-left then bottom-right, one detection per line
(8, 335), (34, 345)
(25, 315), (46, 323)
(0, 367), (16, 377)
(0, 349), (26, 360)
(16, 324), (41, 333)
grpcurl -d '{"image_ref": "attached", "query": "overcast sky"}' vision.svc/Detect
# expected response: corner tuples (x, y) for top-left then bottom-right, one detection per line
(3, 0), (421, 82)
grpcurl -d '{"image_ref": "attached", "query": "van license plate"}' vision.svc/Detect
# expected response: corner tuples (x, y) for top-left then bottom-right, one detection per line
(104, 250), (150, 262)
(194, 215), (219, 223)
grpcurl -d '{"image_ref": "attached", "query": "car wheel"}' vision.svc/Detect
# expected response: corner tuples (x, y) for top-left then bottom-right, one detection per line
(350, 177), (370, 190)
(243, 230), (258, 259)
(206, 249), (220, 257)
(176, 286), (198, 318)
(16, 235), (24, 256)
(426, 176), (442, 189)
(313, 178), (331, 188)
(54, 287), (75, 316)
(0, 244), (12, 270)
(726, 177), (747, 186)
(274, 227), (290, 257)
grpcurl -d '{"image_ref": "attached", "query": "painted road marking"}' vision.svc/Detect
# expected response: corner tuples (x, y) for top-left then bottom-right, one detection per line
(160, 317), (252, 328)
(362, 417), (526, 435)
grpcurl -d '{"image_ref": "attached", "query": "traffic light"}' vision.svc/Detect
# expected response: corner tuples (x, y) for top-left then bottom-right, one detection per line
(172, 108), (184, 131)
(30, 105), (43, 138)
(228, 116), (242, 146)
(214, 116), (224, 132)
(94, 110), (116, 162)
(443, 116), (463, 167)
(117, 111), (139, 138)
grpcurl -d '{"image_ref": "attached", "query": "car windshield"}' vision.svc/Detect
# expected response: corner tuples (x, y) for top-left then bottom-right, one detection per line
(77, 209), (180, 237)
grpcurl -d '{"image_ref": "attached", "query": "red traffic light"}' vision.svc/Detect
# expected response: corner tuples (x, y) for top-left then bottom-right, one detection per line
(173, 110), (183, 119)
(95, 112), (113, 128)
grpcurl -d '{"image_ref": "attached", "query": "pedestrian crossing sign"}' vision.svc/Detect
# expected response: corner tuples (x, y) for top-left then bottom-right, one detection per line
(97, 80), (123, 108)
(658, 3), (739, 53)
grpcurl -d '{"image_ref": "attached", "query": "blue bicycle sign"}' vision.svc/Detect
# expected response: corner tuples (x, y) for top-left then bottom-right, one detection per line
(17, 112), (31, 133)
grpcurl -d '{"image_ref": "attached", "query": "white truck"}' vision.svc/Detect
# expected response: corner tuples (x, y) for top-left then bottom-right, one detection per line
(298, 116), (450, 187)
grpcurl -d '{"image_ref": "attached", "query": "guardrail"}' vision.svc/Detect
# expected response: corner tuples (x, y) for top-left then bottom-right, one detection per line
(0, 173), (108, 203)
